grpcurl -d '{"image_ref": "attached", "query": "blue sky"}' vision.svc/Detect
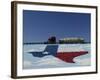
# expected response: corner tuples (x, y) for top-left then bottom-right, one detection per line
(23, 10), (91, 43)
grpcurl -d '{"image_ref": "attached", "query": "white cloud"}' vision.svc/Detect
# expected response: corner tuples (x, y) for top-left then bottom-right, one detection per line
(35, 55), (66, 66)
(23, 60), (33, 68)
(23, 44), (91, 69)
(74, 56), (91, 66)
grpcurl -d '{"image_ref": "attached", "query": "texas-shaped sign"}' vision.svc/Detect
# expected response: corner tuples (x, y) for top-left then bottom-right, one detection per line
(28, 45), (88, 63)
